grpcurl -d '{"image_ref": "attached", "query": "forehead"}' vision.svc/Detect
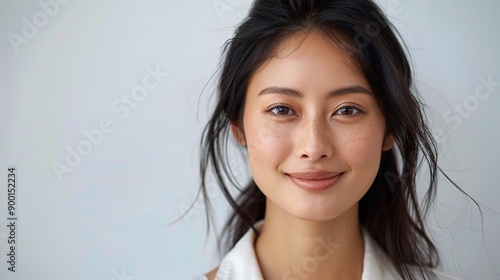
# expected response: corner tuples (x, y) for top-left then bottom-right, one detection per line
(277, 31), (356, 61)
(248, 31), (369, 93)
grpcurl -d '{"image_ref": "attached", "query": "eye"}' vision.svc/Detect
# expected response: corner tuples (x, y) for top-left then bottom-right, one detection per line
(334, 104), (363, 116)
(266, 104), (296, 116)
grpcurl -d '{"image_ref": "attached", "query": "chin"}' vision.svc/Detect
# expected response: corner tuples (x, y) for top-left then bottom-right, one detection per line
(284, 203), (353, 223)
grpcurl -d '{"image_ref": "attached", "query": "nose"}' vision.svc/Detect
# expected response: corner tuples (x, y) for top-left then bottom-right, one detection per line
(296, 116), (334, 161)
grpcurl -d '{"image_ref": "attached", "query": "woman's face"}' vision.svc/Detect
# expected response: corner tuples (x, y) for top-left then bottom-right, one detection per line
(231, 32), (393, 221)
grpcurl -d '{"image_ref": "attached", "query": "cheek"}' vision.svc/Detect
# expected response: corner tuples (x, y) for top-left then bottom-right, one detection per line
(245, 121), (291, 167)
(340, 123), (385, 169)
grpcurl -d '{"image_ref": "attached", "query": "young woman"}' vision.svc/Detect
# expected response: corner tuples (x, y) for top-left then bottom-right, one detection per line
(193, 0), (469, 279)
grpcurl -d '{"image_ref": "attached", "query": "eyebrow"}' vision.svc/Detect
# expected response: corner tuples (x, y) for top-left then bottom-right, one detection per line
(257, 85), (372, 98)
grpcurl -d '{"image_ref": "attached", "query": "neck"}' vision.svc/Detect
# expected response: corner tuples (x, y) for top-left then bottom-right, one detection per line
(255, 201), (364, 280)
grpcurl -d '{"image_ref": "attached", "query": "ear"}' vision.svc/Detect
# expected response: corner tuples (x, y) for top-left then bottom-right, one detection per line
(382, 133), (394, 151)
(230, 120), (246, 146)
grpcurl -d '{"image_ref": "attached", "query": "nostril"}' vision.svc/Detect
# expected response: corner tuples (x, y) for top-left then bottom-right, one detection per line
(300, 152), (329, 160)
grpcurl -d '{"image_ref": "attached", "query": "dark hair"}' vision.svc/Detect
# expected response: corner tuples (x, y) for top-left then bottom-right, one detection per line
(196, 0), (478, 279)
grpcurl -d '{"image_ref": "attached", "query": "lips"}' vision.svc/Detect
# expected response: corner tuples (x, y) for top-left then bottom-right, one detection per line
(286, 170), (343, 191)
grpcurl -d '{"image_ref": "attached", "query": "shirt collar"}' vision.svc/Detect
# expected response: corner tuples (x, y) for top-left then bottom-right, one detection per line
(215, 221), (265, 280)
(214, 221), (399, 280)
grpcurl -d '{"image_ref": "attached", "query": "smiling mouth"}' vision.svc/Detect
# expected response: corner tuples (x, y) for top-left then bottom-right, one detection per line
(285, 170), (344, 191)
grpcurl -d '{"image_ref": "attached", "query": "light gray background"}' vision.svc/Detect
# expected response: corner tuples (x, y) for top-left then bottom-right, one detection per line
(0, 0), (499, 279)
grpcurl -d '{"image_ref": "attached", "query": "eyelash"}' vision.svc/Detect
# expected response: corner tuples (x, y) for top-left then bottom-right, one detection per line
(265, 103), (296, 117)
(265, 103), (364, 117)
(333, 102), (364, 116)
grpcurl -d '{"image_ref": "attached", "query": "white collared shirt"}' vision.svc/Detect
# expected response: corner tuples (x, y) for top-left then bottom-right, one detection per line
(193, 221), (460, 280)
